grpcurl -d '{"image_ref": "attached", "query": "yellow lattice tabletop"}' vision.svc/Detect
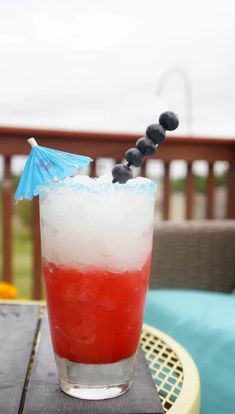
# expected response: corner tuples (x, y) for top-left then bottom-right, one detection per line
(141, 324), (200, 414)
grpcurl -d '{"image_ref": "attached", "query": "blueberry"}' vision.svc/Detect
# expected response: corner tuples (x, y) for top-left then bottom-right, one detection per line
(112, 164), (133, 183)
(136, 137), (156, 156)
(146, 123), (165, 144)
(125, 148), (144, 167)
(159, 111), (179, 131)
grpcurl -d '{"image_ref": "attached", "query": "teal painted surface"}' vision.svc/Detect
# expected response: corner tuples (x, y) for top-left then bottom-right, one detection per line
(145, 289), (235, 414)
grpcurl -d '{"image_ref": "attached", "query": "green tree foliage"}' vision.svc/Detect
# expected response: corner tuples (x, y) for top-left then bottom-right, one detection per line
(172, 172), (227, 193)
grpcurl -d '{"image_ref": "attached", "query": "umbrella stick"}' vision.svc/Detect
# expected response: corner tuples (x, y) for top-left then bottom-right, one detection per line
(28, 137), (38, 147)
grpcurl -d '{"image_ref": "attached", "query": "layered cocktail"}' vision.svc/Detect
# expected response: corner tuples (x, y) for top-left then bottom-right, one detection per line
(40, 175), (156, 399)
(14, 110), (178, 401)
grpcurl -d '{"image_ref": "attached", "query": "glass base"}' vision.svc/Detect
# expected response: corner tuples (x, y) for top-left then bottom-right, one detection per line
(55, 352), (136, 400)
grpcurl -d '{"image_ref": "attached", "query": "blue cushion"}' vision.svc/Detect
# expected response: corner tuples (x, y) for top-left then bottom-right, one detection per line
(144, 289), (235, 414)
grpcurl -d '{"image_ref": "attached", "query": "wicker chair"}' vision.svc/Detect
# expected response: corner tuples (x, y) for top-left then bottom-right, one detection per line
(150, 220), (235, 293)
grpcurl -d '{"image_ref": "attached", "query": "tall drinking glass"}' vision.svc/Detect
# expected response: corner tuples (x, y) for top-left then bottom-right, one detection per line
(39, 176), (156, 400)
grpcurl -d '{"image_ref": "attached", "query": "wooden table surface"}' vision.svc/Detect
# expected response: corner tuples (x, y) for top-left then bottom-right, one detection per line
(0, 303), (163, 414)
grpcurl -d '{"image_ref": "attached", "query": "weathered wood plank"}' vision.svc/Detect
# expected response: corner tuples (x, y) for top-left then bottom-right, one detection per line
(227, 160), (235, 218)
(163, 161), (170, 220)
(23, 313), (163, 414)
(32, 197), (42, 300)
(206, 162), (215, 219)
(0, 304), (40, 414)
(186, 161), (194, 219)
(89, 159), (97, 178)
(2, 156), (12, 282)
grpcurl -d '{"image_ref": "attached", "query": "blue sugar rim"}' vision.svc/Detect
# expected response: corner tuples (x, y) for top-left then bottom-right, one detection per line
(38, 178), (157, 195)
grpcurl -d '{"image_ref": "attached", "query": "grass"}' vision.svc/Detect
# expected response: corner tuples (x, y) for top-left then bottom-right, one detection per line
(13, 225), (33, 298)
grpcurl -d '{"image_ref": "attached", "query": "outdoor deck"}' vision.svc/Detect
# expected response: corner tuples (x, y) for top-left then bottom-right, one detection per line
(1, 126), (235, 298)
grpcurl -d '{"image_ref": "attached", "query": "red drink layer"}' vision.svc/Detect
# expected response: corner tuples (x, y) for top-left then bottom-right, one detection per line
(44, 257), (151, 364)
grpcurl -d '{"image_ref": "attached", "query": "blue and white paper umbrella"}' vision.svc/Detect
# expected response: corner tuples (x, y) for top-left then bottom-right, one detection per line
(15, 138), (92, 200)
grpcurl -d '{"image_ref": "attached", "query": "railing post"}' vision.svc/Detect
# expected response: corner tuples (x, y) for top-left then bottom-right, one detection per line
(90, 159), (96, 178)
(2, 156), (12, 283)
(227, 158), (235, 219)
(206, 162), (215, 219)
(163, 161), (170, 220)
(186, 162), (194, 220)
(32, 197), (42, 299)
(141, 160), (147, 177)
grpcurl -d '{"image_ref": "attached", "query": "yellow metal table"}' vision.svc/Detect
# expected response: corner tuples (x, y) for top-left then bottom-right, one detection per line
(141, 324), (200, 414)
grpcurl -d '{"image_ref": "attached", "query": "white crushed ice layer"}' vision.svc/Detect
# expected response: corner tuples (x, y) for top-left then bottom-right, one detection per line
(39, 175), (156, 272)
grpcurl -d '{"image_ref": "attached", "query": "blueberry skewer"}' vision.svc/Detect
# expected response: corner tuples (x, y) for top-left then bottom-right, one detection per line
(112, 111), (179, 183)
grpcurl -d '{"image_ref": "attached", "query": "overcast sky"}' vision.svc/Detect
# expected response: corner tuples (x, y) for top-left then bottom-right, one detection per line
(0, 0), (235, 138)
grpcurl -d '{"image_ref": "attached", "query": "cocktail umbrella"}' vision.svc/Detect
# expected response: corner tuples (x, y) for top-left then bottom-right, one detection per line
(15, 138), (92, 200)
